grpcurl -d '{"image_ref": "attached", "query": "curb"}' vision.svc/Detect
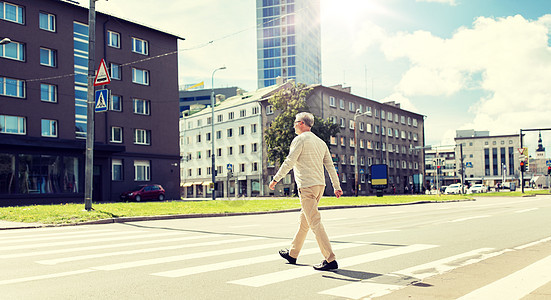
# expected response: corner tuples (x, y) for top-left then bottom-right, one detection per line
(0, 199), (474, 230)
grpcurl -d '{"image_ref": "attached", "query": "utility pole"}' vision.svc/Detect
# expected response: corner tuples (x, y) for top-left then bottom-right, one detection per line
(460, 143), (464, 194)
(84, 0), (97, 211)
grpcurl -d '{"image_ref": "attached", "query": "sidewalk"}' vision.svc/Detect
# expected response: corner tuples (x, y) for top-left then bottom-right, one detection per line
(0, 220), (45, 230)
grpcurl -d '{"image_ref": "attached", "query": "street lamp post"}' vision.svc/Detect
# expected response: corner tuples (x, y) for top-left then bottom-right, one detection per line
(0, 37), (11, 45)
(211, 66), (226, 200)
(354, 109), (370, 196)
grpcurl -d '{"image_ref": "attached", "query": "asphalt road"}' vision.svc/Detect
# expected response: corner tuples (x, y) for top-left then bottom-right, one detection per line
(2, 195), (551, 299)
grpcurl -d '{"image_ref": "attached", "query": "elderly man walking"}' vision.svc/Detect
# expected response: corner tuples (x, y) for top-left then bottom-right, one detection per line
(269, 112), (343, 271)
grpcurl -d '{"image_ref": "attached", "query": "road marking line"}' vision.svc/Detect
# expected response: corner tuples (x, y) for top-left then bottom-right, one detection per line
(319, 248), (502, 299)
(37, 236), (261, 265)
(0, 269), (96, 285)
(228, 224), (260, 228)
(514, 236), (551, 250)
(154, 242), (364, 278)
(448, 215), (491, 223)
(515, 208), (539, 213)
(0, 231), (183, 251)
(0, 232), (201, 259)
(457, 253), (551, 300)
(333, 230), (400, 238)
(0, 230), (134, 245)
(93, 240), (296, 271)
(228, 244), (438, 287)
(0, 229), (115, 242)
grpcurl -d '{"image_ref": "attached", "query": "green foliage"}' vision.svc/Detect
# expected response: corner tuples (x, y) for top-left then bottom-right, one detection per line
(264, 83), (341, 166)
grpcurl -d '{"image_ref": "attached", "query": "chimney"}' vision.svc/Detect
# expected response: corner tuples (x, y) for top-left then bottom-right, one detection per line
(236, 88), (244, 96)
(276, 76), (285, 85)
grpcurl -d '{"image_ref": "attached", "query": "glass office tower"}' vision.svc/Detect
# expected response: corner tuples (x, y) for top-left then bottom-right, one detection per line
(256, 0), (321, 88)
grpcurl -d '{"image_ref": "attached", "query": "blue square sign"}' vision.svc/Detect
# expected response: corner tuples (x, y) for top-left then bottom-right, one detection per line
(95, 89), (109, 112)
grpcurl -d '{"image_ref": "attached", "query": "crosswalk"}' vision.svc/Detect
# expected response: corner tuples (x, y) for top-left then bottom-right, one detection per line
(1, 225), (551, 299)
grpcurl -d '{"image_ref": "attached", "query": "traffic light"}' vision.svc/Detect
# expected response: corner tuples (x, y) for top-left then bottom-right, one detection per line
(548, 166), (551, 175)
(437, 165), (441, 175)
(520, 161), (525, 172)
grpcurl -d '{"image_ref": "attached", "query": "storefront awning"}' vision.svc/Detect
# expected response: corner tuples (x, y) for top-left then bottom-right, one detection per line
(202, 181), (212, 186)
(182, 182), (193, 187)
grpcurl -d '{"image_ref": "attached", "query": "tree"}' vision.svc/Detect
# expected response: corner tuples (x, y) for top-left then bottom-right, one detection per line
(264, 83), (341, 167)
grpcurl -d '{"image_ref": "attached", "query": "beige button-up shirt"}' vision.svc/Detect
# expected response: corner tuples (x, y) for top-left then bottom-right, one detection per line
(273, 131), (341, 190)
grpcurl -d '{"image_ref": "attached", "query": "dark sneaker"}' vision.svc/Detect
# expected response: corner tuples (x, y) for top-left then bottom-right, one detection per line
(313, 260), (338, 271)
(279, 249), (297, 264)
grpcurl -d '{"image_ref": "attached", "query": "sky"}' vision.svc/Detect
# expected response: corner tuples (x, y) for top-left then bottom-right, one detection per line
(85, 0), (551, 157)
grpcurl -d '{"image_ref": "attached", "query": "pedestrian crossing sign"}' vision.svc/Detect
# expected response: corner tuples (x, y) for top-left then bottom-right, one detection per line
(95, 89), (109, 112)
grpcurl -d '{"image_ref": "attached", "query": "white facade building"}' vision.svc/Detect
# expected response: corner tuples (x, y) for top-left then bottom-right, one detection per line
(180, 85), (282, 198)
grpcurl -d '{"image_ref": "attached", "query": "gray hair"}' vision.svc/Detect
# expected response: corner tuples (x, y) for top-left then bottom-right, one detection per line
(296, 112), (314, 127)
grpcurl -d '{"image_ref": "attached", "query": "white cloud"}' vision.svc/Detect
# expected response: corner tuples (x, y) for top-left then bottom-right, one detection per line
(380, 92), (419, 114)
(380, 14), (551, 139)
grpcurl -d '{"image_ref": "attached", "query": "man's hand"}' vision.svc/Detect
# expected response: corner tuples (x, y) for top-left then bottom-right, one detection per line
(269, 180), (277, 190)
(334, 189), (343, 198)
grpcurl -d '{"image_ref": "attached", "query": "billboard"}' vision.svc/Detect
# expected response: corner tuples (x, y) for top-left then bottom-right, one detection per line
(370, 164), (388, 189)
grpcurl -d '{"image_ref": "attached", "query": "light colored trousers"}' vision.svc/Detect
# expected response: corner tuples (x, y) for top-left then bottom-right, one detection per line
(289, 185), (336, 263)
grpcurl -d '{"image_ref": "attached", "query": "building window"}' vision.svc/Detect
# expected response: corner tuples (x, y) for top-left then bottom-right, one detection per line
(110, 63), (121, 80)
(41, 119), (57, 137)
(251, 123), (257, 133)
(217, 114), (223, 122)
(252, 162), (258, 172)
(252, 106), (259, 115)
(240, 163), (246, 173)
(134, 160), (150, 181)
(39, 12), (55, 31)
(40, 84), (57, 102)
(252, 143), (258, 152)
(217, 148), (222, 157)
(0, 76), (25, 98)
(340, 118), (345, 128)
(228, 146), (233, 156)
(266, 105), (274, 115)
(132, 68), (149, 85)
(134, 129), (151, 145)
(133, 98), (150, 115)
(366, 123), (372, 133)
(359, 122), (364, 131)
(110, 94), (122, 111)
(228, 112), (235, 120)
(413, 118), (418, 127)
(107, 31), (120, 48)
(240, 109), (246, 117)
(40, 47), (56, 67)
(349, 102), (355, 112)
(112, 159), (123, 181)
(239, 144), (245, 154)
(401, 116), (406, 124)
(227, 128), (233, 137)
(216, 130), (222, 139)
(132, 37), (148, 55)
(239, 126), (245, 135)
(0, 115), (25, 134)
(196, 134), (201, 143)
(1, 2), (24, 24)
(0, 40), (24, 61)
(329, 96), (335, 107)
(330, 136), (337, 145)
(339, 99), (344, 109)
(111, 126), (123, 143)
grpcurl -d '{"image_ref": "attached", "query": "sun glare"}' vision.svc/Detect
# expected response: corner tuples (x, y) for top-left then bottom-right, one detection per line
(321, 0), (391, 21)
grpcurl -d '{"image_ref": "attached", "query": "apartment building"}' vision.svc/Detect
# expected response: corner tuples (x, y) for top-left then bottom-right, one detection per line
(262, 84), (426, 196)
(179, 84), (288, 198)
(0, 0), (182, 205)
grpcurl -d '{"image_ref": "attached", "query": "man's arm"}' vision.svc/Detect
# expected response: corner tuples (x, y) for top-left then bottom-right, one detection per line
(271, 136), (303, 187)
(323, 146), (342, 197)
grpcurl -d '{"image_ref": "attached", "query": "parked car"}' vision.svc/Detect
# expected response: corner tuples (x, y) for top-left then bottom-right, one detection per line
(120, 184), (165, 201)
(468, 184), (488, 194)
(444, 183), (463, 194)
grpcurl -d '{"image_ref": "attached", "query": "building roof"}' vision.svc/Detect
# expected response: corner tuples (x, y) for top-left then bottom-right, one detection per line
(183, 81), (290, 118)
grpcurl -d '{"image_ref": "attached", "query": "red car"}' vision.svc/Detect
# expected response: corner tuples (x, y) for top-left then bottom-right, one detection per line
(120, 184), (165, 201)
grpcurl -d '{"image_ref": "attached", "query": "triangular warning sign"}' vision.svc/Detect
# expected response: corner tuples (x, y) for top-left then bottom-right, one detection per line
(94, 59), (111, 86)
(96, 92), (107, 109)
